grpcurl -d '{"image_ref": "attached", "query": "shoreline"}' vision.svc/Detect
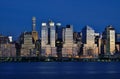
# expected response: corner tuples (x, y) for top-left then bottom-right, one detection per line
(0, 57), (120, 62)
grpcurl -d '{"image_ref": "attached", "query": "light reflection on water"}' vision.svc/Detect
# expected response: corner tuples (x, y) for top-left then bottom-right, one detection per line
(0, 62), (120, 79)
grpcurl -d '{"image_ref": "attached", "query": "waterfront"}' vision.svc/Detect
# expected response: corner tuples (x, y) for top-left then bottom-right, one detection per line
(0, 62), (120, 79)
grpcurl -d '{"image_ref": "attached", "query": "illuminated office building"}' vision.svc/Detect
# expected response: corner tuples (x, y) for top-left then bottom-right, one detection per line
(62, 25), (78, 57)
(32, 17), (38, 43)
(0, 35), (16, 57)
(102, 25), (115, 55)
(116, 33), (120, 42)
(115, 33), (120, 53)
(82, 25), (98, 58)
(56, 23), (62, 40)
(20, 32), (35, 57)
(41, 20), (57, 57)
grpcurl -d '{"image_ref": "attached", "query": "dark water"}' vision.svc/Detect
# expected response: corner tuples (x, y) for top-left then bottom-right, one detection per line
(0, 62), (120, 79)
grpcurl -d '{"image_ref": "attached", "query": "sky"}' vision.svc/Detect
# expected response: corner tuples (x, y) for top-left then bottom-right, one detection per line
(0, 0), (120, 40)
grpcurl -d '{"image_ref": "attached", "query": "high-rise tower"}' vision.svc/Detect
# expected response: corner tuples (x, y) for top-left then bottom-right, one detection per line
(41, 20), (57, 57)
(82, 25), (98, 58)
(32, 17), (38, 42)
(102, 25), (115, 55)
(62, 25), (78, 57)
(49, 20), (56, 47)
(32, 17), (36, 31)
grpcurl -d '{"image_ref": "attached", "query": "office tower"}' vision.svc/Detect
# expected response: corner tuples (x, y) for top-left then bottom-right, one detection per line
(35, 40), (41, 56)
(32, 17), (38, 43)
(94, 33), (101, 56)
(82, 25), (98, 58)
(55, 23), (62, 57)
(49, 20), (56, 47)
(41, 22), (48, 47)
(65, 25), (73, 46)
(41, 20), (57, 57)
(115, 33), (120, 53)
(56, 23), (62, 40)
(0, 43), (16, 57)
(62, 25), (78, 57)
(75, 32), (83, 56)
(73, 32), (82, 43)
(102, 25), (115, 55)
(0, 35), (16, 57)
(49, 20), (56, 56)
(73, 32), (78, 42)
(116, 33), (120, 42)
(20, 32), (35, 57)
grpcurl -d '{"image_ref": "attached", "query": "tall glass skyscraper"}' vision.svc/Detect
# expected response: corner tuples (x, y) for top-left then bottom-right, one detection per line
(49, 21), (56, 47)
(82, 25), (98, 58)
(82, 25), (95, 45)
(62, 25), (78, 57)
(41, 23), (48, 47)
(41, 20), (57, 57)
(56, 23), (62, 40)
(102, 25), (115, 55)
(65, 25), (73, 46)
(32, 17), (38, 42)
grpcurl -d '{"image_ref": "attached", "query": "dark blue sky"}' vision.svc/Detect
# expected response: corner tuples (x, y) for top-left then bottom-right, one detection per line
(0, 0), (120, 39)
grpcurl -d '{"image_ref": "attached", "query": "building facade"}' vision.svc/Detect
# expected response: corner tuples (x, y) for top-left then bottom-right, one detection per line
(0, 35), (16, 57)
(81, 26), (98, 58)
(62, 25), (78, 57)
(32, 17), (38, 43)
(115, 33), (120, 53)
(41, 20), (57, 57)
(20, 32), (35, 57)
(102, 25), (115, 55)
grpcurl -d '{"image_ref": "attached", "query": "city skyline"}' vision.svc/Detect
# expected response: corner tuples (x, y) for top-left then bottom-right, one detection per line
(1, 1), (120, 79)
(0, 0), (120, 40)
(0, 17), (120, 59)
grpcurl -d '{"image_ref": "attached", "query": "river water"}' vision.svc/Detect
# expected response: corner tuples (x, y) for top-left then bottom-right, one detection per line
(0, 62), (120, 79)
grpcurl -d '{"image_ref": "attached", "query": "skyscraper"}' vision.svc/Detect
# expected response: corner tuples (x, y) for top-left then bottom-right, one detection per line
(32, 17), (36, 31)
(116, 33), (120, 42)
(56, 23), (62, 40)
(82, 25), (98, 58)
(41, 23), (48, 47)
(32, 17), (38, 43)
(0, 35), (16, 57)
(62, 25), (78, 57)
(20, 32), (35, 57)
(41, 20), (57, 57)
(49, 20), (56, 47)
(102, 25), (115, 55)
(115, 33), (120, 53)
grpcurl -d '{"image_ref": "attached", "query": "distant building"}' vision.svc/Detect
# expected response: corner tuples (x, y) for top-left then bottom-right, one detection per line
(41, 20), (57, 57)
(56, 23), (62, 40)
(115, 42), (120, 53)
(20, 32), (35, 57)
(62, 25), (78, 57)
(81, 25), (98, 58)
(95, 34), (102, 55)
(0, 43), (16, 57)
(116, 33), (120, 42)
(0, 35), (16, 57)
(102, 25), (115, 55)
(32, 17), (38, 43)
(0, 35), (9, 44)
(115, 33), (120, 54)
(73, 32), (78, 43)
